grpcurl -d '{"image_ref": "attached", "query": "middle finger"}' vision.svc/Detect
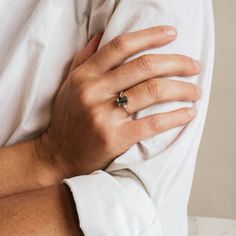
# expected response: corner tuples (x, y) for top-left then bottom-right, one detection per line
(103, 54), (201, 94)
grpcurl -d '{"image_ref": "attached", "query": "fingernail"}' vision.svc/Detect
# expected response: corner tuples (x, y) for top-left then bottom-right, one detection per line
(188, 108), (197, 117)
(196, 86), (202, 97)
(95, 32), (104, 38)
(193, 59), (201, 70)
(89, 32), (103, 41)
(164, 27), (177, 37)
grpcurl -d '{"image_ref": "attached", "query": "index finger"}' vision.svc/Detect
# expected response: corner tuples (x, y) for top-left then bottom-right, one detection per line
(77, 25), (177, 76)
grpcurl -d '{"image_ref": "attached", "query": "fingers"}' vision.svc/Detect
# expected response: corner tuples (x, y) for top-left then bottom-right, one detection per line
(124, 107), (196, 144)
(105, 54), (201, 93)
(69, 33), (103, 73)
(123, 79), (201, 114)
(76, 25), (177, 75)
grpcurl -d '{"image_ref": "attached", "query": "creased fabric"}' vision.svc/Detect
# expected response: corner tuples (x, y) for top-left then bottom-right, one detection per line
(66, 1), (215, 235)
(0, 0), (214, 235)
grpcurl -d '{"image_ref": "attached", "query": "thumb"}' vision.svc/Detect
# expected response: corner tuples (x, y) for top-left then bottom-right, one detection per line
(69, 32), (103, 73)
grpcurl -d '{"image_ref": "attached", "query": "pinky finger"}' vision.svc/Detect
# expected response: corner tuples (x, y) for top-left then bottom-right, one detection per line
(125, 107), (197, 143)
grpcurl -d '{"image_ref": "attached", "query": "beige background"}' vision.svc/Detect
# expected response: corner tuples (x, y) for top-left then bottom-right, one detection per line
(189, 0), (236, 219)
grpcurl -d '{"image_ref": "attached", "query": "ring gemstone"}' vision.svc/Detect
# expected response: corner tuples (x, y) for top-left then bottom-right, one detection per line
(116, 92), (128, 107)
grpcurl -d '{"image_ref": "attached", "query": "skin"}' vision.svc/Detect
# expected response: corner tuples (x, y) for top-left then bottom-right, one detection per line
(0, 25), (202, 235)
(39, 25), (201, 178)
(0, 185), (84, 236)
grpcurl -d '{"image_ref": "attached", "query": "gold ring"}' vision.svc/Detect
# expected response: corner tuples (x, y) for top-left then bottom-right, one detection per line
(116, 91), (130, 115)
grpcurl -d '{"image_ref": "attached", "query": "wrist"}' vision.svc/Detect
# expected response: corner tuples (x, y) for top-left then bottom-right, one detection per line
(33, 134), (67, 187)
(0, 138), (64, 197)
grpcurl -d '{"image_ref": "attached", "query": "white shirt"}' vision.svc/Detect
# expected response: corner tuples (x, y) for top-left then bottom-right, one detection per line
(0, 0), (215, 235)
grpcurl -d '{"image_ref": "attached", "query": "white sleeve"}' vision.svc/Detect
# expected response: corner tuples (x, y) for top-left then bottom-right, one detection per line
(64, 0), (215, 235)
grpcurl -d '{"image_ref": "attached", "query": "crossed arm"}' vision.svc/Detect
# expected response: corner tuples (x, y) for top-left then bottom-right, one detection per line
(0, 139), (84, 235)
(0, 184), (83, 236)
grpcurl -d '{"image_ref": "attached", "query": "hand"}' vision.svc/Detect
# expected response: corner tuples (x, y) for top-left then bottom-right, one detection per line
(37, 26), (201, 179)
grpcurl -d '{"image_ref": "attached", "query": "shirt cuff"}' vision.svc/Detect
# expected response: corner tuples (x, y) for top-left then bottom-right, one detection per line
(64, 170), (161, 236)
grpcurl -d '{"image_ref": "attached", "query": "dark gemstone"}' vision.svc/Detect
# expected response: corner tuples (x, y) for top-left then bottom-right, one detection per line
(117, 94), (128, 107)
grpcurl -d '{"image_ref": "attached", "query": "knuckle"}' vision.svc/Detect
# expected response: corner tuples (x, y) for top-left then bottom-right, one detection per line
(88, 107), (112, 151)
(89, 105), (104, 125)
(95, 79), (110, 95)
(138, 55), (153, 72)
(110, 35), (128, 52)
(146, 79), (162, 100)
(70, 70), (90, 85)
(77, 82), (95, 105)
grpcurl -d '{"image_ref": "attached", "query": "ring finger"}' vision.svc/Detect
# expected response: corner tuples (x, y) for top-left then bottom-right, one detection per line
(114, 78), (201, 115)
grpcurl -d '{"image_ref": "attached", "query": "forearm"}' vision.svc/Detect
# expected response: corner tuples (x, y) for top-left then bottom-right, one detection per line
(0, 139), (61, 197)
(0, 184), (83, 236)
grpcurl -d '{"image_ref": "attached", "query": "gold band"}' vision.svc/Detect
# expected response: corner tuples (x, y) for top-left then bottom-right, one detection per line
(122, 104), (130, 115)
